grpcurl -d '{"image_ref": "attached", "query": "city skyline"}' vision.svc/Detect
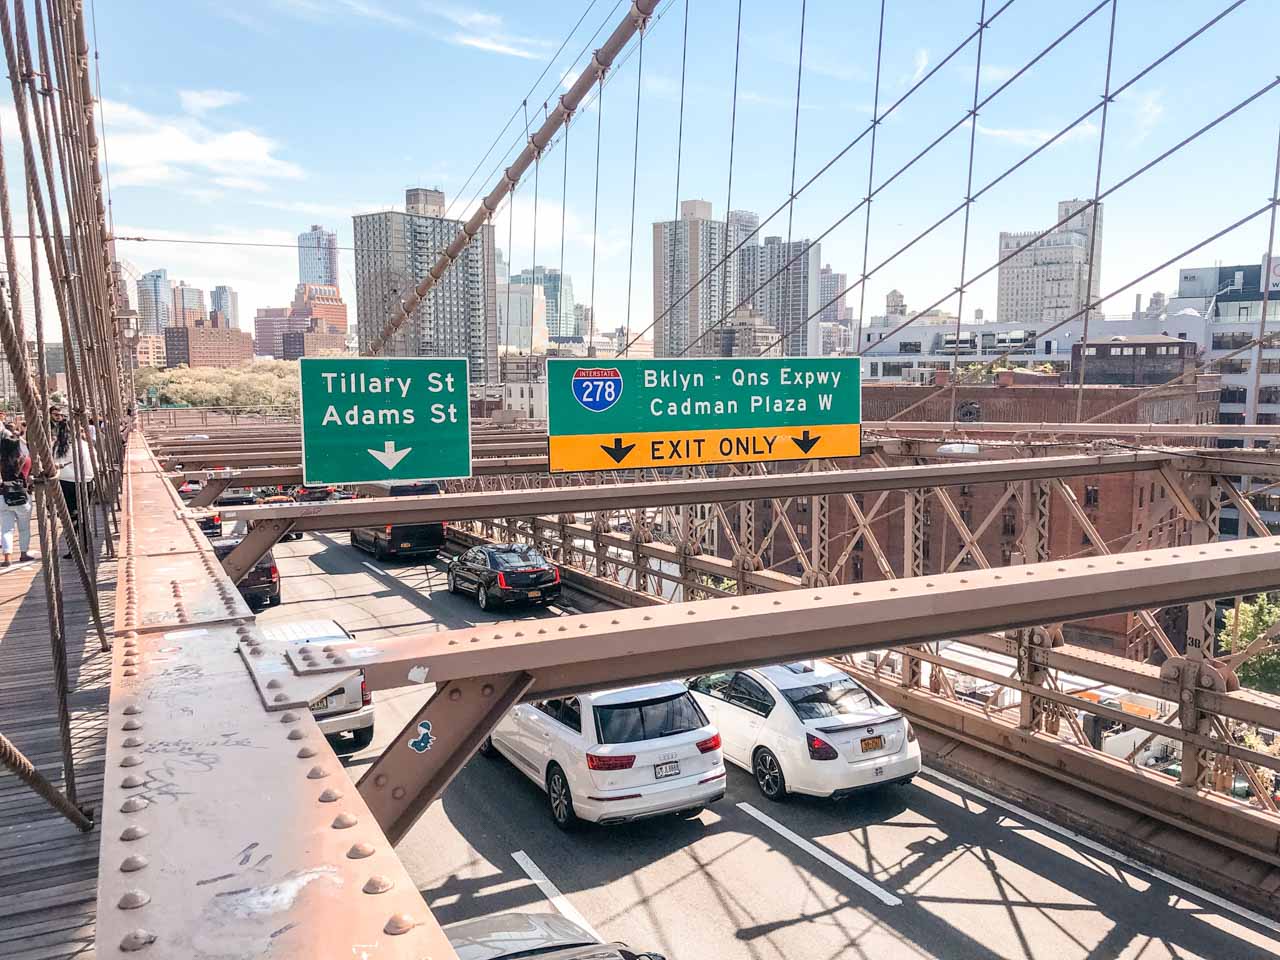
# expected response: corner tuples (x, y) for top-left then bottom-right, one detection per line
(79, 2), (1279, 352)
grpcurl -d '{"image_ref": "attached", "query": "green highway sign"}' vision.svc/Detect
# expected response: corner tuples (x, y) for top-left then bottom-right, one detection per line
(299, 357), (471, 485)
(547, 357), (861, 472)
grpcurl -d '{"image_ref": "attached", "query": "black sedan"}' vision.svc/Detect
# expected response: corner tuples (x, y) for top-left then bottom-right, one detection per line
(447, 543), (561, 611)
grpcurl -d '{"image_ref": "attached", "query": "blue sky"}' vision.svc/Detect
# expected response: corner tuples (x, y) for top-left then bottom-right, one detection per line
(78, 0), (1280, 342)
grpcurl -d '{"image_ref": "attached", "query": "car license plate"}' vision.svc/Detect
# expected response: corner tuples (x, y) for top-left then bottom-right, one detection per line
(310, 694), (339, 712)
(860, 735), (884, 752)
(654, 760), (681, 780)
(400, 541), (412, 548)
(528, 589), (541, 598)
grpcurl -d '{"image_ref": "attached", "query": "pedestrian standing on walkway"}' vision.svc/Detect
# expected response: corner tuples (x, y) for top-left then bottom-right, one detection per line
(0, 423), (33, 566)
(51, 409), (94, 557)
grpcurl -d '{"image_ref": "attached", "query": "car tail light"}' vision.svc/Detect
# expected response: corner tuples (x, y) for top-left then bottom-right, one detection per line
(384, 524), (392, 535)
(696, 733), (721, 754)
(212, 514), (220, 525)
(269, 564), (280, 583)
(586, 753), (635, 771)
(496, 572), (510, 589)
(807, 733), (839, 760)
(906, 721), (917, 742)
(551, 567), (561, 583)
(360, 673), (371, 706)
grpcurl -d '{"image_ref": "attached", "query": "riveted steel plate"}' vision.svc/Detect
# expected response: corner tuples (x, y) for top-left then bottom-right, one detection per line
(237, 626), (362, 711)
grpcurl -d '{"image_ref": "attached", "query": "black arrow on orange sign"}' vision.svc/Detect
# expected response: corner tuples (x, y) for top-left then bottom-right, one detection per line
(791, 429), (821, 454)
(600, 437), (636, 464)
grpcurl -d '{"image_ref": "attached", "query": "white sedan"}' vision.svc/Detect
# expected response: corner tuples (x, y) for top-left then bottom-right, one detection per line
(686, 661), (920, 801)
(483, 681), (727, 829)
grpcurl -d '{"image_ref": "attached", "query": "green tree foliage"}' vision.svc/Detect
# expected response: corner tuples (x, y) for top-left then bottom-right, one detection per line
(134, 361), (299, 414)
(1220, 594), (1280, 694)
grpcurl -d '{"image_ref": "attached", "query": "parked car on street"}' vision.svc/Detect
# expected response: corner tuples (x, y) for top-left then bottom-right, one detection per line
(294, 484), (336, 502)
(686, 660), (920, 801)
(350, 480), (445, 561)
(443, 912), (666, 960)
(448, 542), (561, 610)
(483, 681), (726, 829)
(258, 618), (374, 751)
(256, 493), (303, 540)
(209, 536), (280, 608)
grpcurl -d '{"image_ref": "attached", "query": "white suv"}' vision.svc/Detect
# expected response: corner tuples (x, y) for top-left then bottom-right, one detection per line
(259, 619), (375, 752)
(686, 660), (920, 801)
(483, 681), (727, 829)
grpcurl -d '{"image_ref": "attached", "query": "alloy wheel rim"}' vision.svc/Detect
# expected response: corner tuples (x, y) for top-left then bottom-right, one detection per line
(756, 754), (779, 794)
(550, 774), (568, 821)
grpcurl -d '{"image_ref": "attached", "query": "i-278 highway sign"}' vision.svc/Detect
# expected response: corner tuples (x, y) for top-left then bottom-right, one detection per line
(547, 357), (860, 472)
(299, 357), (471, 485)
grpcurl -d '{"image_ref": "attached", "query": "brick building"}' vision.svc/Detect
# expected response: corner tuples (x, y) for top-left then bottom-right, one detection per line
(164, 326), (254, 369)
(282, 331), (349, 359)
(1071, 334), (1197, 387)
(132, 335), (166, 369)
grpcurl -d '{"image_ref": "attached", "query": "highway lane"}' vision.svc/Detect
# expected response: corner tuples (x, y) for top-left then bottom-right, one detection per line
(261, 533), (1280, 959)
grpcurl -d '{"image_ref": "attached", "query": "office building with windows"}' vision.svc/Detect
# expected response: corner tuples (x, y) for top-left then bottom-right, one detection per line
(512, 266), (575, 339)
(170, 281), (207, 327)
(137, 269), (171, 335)
(757, 236), (822, 357)
(210, 285), (240, 330)
(298, 225), (339, 287)
(353, 189), (497, 383)
(997, 199), (1103, 327)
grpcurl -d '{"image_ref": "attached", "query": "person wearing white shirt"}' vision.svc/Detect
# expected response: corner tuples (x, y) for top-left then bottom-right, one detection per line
(51, 411), (94, 557)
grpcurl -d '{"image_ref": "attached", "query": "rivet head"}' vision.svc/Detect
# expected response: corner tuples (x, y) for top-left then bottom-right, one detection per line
(122, 656), (138, 666)
(287, 729), (305, 741)
(318, 788), (342, 802)
(347, 842), (376, 859)
(123, 705), (142, 715)
(121, 775), (146, 788)
(280, 712), (299, 723)
(267, 679), (283, 689)
(449, 688), (462, 701)
(297, 746), (318, 759)
(120, 755), (143, 768)
(332, 813), (358, 829)
(124, 668), (138, 677)
(373, 774), (388, 787)
(123, 718), (143, 730)
(119, 929), (157, 952)
(481, 684), (494, 697)
(118, 889), (151, 910)
(251, 647), (264, 657)
(363, 875), (394, 894)
(384, 914), (417, 936)
(123, 736), (144, 748)
(273, 692), (289, 703)
(306, 765), (328, 778)
(120, 855), (149, 873)
(121, 825), (149, 841)
(392, 786), (406, 800)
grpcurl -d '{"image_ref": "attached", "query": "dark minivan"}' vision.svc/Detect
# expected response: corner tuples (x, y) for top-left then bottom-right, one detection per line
(349, 481), (445, 561)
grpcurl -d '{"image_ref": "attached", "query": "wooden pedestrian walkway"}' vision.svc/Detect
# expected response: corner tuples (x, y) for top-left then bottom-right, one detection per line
(0, 554), (114, 960)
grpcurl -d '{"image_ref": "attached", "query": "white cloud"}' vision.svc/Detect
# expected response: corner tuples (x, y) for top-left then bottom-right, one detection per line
(421, 2), (549, 59)
(101, 98), (303, 190)
(980, 64), (1016, 85)
(975, 120), (1099, 148)
(178, 89), (245, 115)
(1122, 88), (1165, 143)
(910, 48), (930, 84)
(337, 0), (413, 27)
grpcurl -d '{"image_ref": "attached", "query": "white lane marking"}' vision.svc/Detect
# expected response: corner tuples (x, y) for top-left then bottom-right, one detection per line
(361, 561), (387, 576)
(737, 802), (902, 907)
(923, 768), (1280, 936)
(511, 850), (602, 940)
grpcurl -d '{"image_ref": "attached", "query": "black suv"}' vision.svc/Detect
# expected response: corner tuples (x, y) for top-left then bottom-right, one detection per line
(209, 536), (280, 608)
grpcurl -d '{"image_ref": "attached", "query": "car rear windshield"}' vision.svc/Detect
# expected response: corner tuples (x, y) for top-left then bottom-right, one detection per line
(490, 546), (549, 569)
(781, 677), (876, 720)
(594, 693), (707, 744)
(389, 482), (440, 497)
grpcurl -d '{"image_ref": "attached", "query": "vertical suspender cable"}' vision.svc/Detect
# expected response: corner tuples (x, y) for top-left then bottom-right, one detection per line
(778, 0), (807, 358)
(588, 76), (605, 350)
(711, 0), (745, 358)
(854, 1), (888, 356)
(622, 20), (646, 354)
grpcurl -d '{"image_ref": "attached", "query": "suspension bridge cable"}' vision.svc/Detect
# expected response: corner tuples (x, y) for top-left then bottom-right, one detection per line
(622, 20), (647, 354)
(588, 75), (604, 348)
(663, 0), (690, 354)
(558, 104), (572, 343)
(777, 0), (807, 358)
(709, 0), (744, 358)
(854, 0), (888, 359)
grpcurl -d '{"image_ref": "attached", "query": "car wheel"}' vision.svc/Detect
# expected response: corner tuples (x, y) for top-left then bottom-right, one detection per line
(350, 531), (362, 550)
(754, 747), (787, 802)
(348, 727), (375, 752)
(268, 593), (282, 608)
(546, 764), (578, 831)
(478, 735), (498, 757)
(447, 569), (457, 593)
(678, 806), (705, 820)
(476, 583), (489, 611)
(374, 542), (388, 562)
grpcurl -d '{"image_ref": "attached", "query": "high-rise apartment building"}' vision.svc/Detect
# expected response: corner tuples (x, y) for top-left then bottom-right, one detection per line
(353, 188), (497, 383)
(495, 248), (509, 285)
(171, 281), (207, 327)
(290, 283), (348, 336)
(757, 236), (822, 357)
(210, 285), (240, 330)
(297, 225), (339, 287)
(512, 266), (575, 339)
(818, 264), (849, 327)
(653, 200), (744, 357)
(728, 210), (760, 311)
(997, 199), (1103, 326)
(136, 269), (171, 335)
(496, 282), (548, 354)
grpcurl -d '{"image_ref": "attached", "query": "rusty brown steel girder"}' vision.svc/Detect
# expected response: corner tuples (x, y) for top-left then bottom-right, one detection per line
(278, 536), (1280, 841)
(863, 421), (1280, 440)
(161, 440), (550, 471)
